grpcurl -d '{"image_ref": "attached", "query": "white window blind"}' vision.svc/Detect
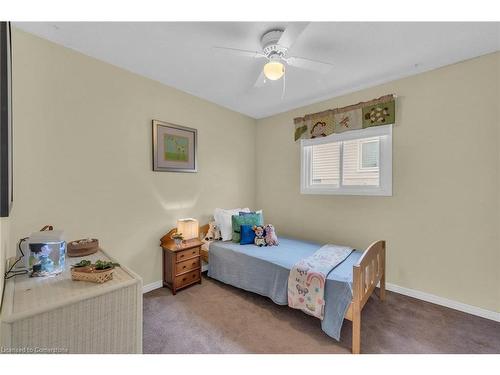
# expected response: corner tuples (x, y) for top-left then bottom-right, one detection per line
(311, 142), (340, 186)
(301, 125), (392, 196)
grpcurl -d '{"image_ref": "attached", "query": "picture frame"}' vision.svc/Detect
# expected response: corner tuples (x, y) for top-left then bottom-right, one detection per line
(152, 120), (197, 173)
(0, 22), (13, 217)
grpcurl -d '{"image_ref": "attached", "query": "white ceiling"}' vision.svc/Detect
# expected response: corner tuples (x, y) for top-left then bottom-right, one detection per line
(14, 22), (500, 119)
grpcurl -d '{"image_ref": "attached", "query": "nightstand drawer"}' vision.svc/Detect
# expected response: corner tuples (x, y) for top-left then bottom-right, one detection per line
(174, 269), (200, 288)
(176, 247), (199, 262)
(176, 257), (200, 275)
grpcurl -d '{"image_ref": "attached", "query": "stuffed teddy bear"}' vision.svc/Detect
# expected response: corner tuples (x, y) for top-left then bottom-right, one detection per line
(204, 220), (222, 241)
(252, 225), (266, 247)
(264, 224), (279, 246)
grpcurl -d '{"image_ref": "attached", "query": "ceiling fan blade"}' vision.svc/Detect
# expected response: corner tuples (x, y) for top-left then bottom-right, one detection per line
(278, 22), (310, 49)
(212, 46), (266, 58)
(285, 56), (333, 74)
(253, 70), (267, 88)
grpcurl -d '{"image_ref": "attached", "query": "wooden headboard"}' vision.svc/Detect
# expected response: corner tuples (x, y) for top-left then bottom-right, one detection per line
(160, 223), (210, 248)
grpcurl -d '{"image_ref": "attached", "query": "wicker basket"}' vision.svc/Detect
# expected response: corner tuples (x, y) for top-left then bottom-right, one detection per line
(67, 239), (99, 257)
(71, 266), (114, 283)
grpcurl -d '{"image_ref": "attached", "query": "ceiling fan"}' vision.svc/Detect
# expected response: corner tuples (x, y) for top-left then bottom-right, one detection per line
(213, 23), (334, 96)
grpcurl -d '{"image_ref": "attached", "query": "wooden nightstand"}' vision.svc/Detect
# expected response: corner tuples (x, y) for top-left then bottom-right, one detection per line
(160, 237), (203, 295)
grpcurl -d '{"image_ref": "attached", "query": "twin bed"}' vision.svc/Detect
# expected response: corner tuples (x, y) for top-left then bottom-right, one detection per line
(167, 223), (386, 354)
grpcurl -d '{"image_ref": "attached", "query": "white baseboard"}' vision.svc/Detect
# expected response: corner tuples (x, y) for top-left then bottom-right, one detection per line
(143, 280), (162, 294)
(141, 278), (500, 322)
(386, 282), (500, 322)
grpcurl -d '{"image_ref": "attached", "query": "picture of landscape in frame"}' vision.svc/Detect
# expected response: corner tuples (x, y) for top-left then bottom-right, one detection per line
(164, 134), (189, 162)
(152, 120), (197, 173)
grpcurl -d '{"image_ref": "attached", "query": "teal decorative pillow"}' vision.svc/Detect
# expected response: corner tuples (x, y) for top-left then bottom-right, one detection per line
(231, 213), (263, 243)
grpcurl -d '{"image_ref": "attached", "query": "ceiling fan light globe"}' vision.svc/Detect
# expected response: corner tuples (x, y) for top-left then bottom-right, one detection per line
(263, 61), (285, 81)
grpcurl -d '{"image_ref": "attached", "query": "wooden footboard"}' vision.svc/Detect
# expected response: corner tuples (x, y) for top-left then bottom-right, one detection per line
(344, 240), (386, 354)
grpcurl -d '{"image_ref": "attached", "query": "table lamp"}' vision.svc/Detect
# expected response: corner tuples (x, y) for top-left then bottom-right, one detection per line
(176, 218), (199, 242)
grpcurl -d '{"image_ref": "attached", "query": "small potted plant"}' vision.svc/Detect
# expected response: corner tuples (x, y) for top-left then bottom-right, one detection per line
(71, 259), (119, 283)
(94, 260), (119, 270)
(171, 232), (184, 248)
(72, 259), (91, 270)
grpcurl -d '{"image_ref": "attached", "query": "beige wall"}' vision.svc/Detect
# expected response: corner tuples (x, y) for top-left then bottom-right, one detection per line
(256, 52), (500, 312)
(9, 29), (256, 286)
(6, 29), (499, 314)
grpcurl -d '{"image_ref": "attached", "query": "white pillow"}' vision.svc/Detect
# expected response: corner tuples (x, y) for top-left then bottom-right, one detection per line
(214, 207), (250, 241)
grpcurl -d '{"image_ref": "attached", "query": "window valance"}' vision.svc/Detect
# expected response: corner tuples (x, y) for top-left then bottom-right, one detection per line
(294, 94), (396, 141)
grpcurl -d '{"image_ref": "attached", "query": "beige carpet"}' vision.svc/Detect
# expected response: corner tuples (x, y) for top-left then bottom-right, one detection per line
(143, 274), (500, 354)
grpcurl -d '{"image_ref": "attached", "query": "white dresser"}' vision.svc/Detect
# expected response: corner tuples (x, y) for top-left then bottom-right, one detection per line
(0, 250), (142, 354)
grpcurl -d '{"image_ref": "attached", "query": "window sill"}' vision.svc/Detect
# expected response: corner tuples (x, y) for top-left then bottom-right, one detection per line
(300, 187), (392, 196)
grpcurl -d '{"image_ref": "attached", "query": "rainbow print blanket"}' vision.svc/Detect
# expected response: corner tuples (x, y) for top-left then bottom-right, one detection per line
(288, 244), (353, 320)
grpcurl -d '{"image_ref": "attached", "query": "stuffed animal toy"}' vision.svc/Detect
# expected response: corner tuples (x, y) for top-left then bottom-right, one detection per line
(204, 220), (222, 241)
(252, 225), (266, 247)
(264, 224), (279, 246)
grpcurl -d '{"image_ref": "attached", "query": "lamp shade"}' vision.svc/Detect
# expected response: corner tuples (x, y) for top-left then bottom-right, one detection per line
(176, 218), (199, 240)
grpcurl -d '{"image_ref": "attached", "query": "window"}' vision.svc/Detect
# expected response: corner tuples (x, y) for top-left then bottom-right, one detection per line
(359, 139), (379, 170)
(301, 125), (392, 196)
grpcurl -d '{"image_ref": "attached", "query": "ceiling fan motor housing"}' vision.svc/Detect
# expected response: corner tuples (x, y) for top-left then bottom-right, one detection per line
(261, 29), (287, 59)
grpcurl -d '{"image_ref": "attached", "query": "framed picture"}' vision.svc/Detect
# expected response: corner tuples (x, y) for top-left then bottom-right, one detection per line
(152, 120), (197, 173)
(0, 22), (13, 217)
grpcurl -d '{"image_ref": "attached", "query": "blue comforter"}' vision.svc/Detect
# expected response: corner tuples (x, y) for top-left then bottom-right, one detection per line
(207, 236), (362, 340)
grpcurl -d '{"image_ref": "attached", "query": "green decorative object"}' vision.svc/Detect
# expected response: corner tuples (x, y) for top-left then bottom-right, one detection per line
(294, 125), (308, 141)
(171, 232), (184, 247)
(293, 95), (396, 141)
(231, 213), (263, 243)
(171, 232), (184, 240)
(362, 100), (395, 128)
(73, 259), (91, 268)
(94, 260), (119, 270)
(71, 259), (118, 270)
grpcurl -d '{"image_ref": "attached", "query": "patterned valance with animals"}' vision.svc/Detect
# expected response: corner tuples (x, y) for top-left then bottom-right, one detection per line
(294, 94), (396, 141)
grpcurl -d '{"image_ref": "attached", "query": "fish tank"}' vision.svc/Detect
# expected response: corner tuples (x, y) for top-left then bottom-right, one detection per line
(28, 230), (66, 277)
